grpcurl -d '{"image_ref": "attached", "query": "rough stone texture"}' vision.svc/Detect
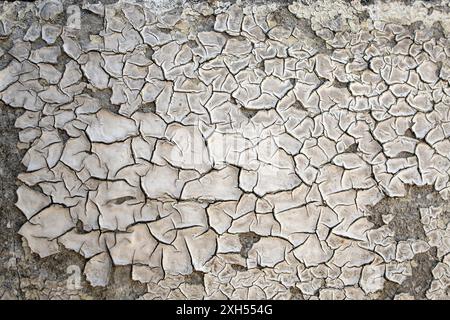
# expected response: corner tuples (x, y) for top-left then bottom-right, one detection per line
(1, 0), (450, 300)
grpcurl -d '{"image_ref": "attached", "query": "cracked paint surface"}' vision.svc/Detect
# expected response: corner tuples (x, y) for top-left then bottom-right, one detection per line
(1, 0), (450, 299)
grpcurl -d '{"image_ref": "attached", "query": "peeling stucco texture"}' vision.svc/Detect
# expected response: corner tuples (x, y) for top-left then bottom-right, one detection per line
(1, 0), (450, 300)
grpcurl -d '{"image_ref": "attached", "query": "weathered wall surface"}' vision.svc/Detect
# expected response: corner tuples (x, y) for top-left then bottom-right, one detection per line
(0, 0), (449, 300)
